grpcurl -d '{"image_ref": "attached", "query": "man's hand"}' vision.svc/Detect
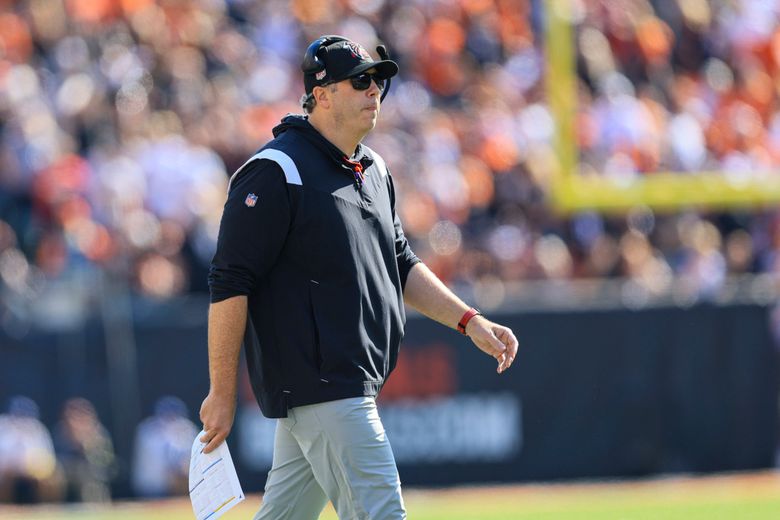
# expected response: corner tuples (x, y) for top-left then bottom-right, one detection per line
(200, 297), (247, 454)
(199, 391), (237, 454)
(465, 316), (518, 373)
(401, 263), (519, 373)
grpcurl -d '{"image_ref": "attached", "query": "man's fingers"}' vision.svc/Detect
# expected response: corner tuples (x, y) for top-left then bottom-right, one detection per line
(498, 353), (511, 373)
(498, 328), (518, 367)
(203, 438), (220, 454)
(506, 329), (519, 355)
(487, 332), (507, 358)
(472, 322), (518, 373)
(496, 327), (518, 350)
(199, 426), (229, 453)
(494, 327), (518, 373)
(199, 394), (237, 453)
(496, 352), (506, 373)
(201, 431), (226, 454)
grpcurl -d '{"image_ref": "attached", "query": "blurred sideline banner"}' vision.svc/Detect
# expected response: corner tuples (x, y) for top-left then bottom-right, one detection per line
(545, 0), (780, 213)
(0, 299), (776, 496)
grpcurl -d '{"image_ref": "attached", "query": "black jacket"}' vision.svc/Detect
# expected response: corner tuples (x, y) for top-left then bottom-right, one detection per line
(209, 115), (420, 418)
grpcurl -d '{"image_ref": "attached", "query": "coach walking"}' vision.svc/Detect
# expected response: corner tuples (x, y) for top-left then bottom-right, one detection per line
(199, 35), (518, 519)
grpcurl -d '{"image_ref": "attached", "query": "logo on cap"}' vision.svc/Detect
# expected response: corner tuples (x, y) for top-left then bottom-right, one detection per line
(315, 70), (327, 80)
(345, 41), (372, 61)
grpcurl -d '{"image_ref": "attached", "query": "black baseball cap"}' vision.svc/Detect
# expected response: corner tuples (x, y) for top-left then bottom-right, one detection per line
(303, 38), (399, 94)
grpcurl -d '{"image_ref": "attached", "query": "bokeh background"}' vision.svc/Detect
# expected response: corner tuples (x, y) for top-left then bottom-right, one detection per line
(2, 0), (780, 515)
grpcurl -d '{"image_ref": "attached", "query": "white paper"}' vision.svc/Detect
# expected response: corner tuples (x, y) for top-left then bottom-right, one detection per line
(189, 430), (245, 520)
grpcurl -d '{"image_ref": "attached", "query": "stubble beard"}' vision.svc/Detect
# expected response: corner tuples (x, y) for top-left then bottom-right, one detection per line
(334, 104), (377, 143)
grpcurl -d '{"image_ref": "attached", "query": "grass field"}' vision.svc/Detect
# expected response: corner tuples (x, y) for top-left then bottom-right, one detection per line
(2, 471), (780, 519)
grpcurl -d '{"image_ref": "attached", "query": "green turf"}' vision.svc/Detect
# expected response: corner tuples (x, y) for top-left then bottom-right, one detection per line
(6, 499), (780, 520)
(4, 476), (780, 520)
(387, 497), (780, 520)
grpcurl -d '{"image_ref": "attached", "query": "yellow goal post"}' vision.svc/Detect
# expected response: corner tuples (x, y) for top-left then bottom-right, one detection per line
(545, 0), (780, 214)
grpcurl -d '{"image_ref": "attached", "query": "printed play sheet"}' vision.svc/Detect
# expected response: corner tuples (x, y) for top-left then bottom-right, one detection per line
(189, 430), (245, 520)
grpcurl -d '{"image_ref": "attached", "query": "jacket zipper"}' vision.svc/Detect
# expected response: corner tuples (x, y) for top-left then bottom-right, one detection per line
(309, 280), (323, 374)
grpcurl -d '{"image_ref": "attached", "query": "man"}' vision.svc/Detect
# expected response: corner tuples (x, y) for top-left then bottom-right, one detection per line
(132, 396), (197, 498)
(200, 35), (518, 520)
(54, 398), (115, 503)
(0, 396), (61, 503)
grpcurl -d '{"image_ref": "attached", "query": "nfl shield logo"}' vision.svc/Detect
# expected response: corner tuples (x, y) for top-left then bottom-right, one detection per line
(245, 193), (258, 207)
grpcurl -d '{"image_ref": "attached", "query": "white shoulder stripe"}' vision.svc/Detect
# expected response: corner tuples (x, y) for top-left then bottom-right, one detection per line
(227, 148), (302, 193)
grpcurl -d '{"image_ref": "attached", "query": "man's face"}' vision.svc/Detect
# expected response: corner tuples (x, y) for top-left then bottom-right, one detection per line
(329, 69), (382, 135)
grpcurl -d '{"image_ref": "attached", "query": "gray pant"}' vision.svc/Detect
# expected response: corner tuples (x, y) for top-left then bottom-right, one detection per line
(254, 397), (406, 520)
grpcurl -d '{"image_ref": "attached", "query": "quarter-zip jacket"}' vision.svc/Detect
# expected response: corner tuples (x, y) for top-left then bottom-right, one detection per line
(209, 115), (420, 418)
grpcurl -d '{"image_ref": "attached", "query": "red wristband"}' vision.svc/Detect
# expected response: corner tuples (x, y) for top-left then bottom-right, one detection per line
(457, 308), (482, 335)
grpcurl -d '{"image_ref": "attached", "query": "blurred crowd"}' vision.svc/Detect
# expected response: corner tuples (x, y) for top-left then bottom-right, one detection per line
(0, 394), (197, 503)
(1, 0), (780, 329)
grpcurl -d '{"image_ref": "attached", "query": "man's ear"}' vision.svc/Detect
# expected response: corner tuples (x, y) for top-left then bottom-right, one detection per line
(313, 85), (332, 110)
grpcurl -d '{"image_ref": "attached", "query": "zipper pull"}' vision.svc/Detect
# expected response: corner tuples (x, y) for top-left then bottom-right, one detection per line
(343, 156), (365, 188)
(352, 163), (364, 188)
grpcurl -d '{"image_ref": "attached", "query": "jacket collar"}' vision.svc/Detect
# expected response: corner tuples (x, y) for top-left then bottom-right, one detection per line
(273, 114), (374, 187)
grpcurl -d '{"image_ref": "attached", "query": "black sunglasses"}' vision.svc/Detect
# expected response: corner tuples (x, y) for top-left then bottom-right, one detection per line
(348, 72), (385, 92)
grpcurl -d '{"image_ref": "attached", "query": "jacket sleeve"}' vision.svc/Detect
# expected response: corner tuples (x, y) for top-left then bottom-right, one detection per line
(387, 171), (421, 289)
(208, 159), (291, 303)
